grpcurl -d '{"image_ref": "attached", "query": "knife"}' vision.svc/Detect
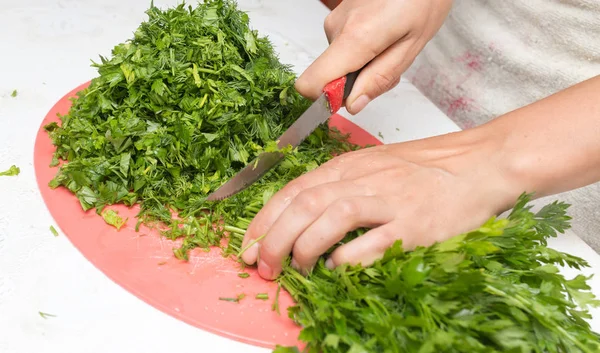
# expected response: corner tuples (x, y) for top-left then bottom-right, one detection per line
(206, 70), (361, 201)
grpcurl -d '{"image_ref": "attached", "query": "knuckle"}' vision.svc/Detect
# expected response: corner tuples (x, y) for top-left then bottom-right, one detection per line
(281, 180), (303, 201)
(340, 15), (376, 48)
(411, 213), (434, 235)
(294, 189), (324, 211)
(323, 13), (337, 36)
(291, 242), (313, 265)
(323, 156), (346, 171)
(260, 239), (283, 263)
(372, 72), (400, 94)
(344, 11), (368, 32)
(343, 26), (373, 49)
(331, 251), (350, 267)
(375, 227), (401, 252)
(331, 199), (361, 220)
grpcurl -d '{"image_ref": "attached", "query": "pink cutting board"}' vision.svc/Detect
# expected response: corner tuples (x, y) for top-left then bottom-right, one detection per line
(34, 82), (382, 349)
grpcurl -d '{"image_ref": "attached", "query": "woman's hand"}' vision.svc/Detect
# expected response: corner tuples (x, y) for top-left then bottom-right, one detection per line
(241, 75), (600, 281)
(295, 0), (452, 114)
(240, 128), (519, 280)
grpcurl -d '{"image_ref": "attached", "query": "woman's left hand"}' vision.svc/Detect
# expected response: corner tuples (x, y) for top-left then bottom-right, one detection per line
(241, 75), (600, 280)
(240, 128), (517, 280)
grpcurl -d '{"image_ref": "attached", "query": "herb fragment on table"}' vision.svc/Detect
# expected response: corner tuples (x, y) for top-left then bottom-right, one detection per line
(0, 165), (20, 176)
(50, 225), (59, 237)
(11, 89), (17, 97)
(38, 311), (56, 319)
(238, 272), (250, 279)
(101, 209), (127, 230)
(255, 293), (269, 300)
(271, 283), (282, 316)
(219, 293), (246, 303)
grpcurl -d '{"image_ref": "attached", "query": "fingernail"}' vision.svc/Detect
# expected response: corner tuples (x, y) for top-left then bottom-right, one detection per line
(325, 258), (335, 270)
(258, 260), (273, 279)
(349, 95), (370, 114)
(242, 243), (259, 264)
(291, 258), (300, 270)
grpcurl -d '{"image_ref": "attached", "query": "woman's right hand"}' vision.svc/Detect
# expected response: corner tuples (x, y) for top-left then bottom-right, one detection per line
(295, 0), (453, 114)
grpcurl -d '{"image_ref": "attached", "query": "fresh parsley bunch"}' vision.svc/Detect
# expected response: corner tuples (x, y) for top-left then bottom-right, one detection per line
(268, 194), (600, 353)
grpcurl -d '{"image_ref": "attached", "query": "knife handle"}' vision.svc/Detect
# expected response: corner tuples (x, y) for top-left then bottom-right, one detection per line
(323, 69), (363, 114)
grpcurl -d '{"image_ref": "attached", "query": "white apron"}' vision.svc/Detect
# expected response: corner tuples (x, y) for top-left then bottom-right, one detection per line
(405, 0), (600, 251)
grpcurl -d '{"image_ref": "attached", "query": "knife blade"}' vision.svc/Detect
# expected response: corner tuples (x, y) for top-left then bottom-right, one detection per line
(206, 70), (361, 201)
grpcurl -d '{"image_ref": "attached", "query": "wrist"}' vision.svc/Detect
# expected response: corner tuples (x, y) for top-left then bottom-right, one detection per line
(481, 110), (591, 203)
(393, 125), (526, 215)
(450, 125), (526, 214)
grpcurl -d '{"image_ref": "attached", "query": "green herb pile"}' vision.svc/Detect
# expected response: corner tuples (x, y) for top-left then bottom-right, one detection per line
(44, 1), (600, 352)
(44, 0), (354, 255)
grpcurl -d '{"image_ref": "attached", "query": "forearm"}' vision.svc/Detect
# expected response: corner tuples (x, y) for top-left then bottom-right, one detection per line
(487, 75), (600, 199)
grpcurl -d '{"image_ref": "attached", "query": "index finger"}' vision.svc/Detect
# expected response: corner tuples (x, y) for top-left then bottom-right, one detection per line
(240, 166), (341, 265)
(295, 15), (409, 100)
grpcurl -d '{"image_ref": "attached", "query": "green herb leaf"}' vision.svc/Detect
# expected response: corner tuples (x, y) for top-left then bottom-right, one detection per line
(50, 225), (59, 237)
(101, 209), (127, 230)
(219, 293), (246, 303)
(272, 283), (281, 315)
(272, 346), (301, 353)
(255, 293), (269, 300)
(39, 311), (56, 319)
(0, 165), (20, 176)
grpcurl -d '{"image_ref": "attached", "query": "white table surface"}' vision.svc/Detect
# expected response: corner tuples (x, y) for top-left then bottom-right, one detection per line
(0, 1), (598, 352)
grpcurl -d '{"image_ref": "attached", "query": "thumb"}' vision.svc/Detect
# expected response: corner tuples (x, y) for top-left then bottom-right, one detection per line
(294, 33), (378, 101)
(345, 39), (417, 115)
(295, 23), (405, 101)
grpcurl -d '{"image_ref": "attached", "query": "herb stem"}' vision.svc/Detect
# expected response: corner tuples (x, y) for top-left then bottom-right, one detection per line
(223, 225), (246, 235)
(237, 233), (266, 259)
(245, 206), (262, 213)
(272, 283), (282, 315)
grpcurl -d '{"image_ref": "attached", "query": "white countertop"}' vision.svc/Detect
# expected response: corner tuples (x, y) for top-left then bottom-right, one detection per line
(0, 1), (598, 352)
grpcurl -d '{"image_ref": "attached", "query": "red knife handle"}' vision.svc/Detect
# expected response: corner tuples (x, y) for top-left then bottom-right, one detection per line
(323, 70), (361, 114)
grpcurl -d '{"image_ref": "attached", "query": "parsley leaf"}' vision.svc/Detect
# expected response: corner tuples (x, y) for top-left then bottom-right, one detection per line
(219, 293), (246, 303)
(0, 165), (20, 176)
(101, 209), (127, 230)
(38, 311), (56, 319)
